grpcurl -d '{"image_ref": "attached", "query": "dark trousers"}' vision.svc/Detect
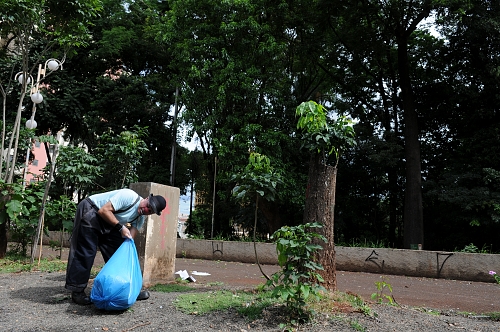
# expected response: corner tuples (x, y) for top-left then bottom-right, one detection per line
(65, 198), (125, 292)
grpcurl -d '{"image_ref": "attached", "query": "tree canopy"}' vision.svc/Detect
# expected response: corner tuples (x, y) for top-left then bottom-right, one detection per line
(1, 0), (499, 252)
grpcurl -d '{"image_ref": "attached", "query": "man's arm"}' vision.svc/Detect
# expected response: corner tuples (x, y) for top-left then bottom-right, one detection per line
(97, 201), (132, 239)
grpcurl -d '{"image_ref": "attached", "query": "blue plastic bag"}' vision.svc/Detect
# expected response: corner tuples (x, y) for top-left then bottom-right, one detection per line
(90, 239), (142, 310)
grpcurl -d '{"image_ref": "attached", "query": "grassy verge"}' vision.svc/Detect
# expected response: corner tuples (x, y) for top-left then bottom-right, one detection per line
(151, 281), (373, 324)
(0, 252), (103, 275)
(0, 252), (67, 273)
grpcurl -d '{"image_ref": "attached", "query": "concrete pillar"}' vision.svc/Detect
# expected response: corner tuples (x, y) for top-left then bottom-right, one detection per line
(130, 182), (179, 287)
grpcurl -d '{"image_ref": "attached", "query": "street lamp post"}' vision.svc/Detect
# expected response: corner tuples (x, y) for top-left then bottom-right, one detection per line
(14, 58), (64, 264)
(15, 58), (63, 188)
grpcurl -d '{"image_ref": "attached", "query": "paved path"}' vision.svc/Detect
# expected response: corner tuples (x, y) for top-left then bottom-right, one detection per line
(39, 245), (500, 314)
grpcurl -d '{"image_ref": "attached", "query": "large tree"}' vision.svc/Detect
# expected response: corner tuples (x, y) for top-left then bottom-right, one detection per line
(152, 0), (319, 237)
(312, 0), (478, 249)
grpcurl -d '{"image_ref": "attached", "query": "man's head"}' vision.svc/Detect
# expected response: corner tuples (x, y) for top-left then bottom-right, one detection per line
(139, 194), (167, 216)
(147, 194), (167, 215)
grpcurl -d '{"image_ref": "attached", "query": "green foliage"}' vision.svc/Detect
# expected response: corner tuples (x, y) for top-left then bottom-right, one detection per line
(95, 125), (149, 190)
(231, 152), (283, 240)
(3, 0), (500, 254)
(0, 179), (76, 255)
(336, 238), (390, 249)
(349, 320), (366, 332)
(484, 312), (500, 321)
(489, 271), (500, 284)
(151, 0), (310, 236)
(0, 0), (102, 49)
(296, 101), (356, 164)
(342, 292), (372, 316)
(186, 206), (212, 238)
(55, 145), (101, 199)
(266, 222), (327, 323)
(232, 152), (282, 203)
(44, 195), (76, 232)
(371, 276), (395, 305)
(0, 179), (46, 256)
(455, 243), (493, 254)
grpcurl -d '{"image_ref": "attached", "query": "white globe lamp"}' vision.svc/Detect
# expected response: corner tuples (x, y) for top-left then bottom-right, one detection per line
(26, 119), (37, 129)
(47, 60), (60, 71)
(31, 92), (43, 104)
(17, 73), (31, 86)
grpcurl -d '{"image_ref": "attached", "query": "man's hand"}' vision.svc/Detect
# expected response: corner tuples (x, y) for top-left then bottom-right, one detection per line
(120, 226), (132, 239)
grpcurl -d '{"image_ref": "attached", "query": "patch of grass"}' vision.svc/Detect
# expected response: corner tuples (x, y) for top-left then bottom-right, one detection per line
(173, 289), (277, 320)
(484, 312), (500, 321)
(336, 238), (389, 248)
(342, 291), (373, 316)
(349, 319), (365, 331)
(0, 253), (67, 273)
(455, 311), (500, 321)
(0, 252), (102, 275)
(90, 265), (103, 279)
(415, 307), (446, 316)
(307, 290), (372, 320)
(150, 283), (195, 293)
(172, 286), (373, 325)
(236, 290), (277, 320)
(424, 309), (441, 316)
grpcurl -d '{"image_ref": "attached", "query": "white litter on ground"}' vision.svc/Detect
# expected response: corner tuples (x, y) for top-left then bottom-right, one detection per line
(175, 270), (197, 282)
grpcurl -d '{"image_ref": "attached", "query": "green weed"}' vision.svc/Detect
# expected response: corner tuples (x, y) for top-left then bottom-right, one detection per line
(349, 319), (365, 331)
(341, 292), (372, 316)
(484, 312), (500, 321)
(455, 243), (494, 254)
(150, 283), (194, 293)
(371, 276), (395, 305)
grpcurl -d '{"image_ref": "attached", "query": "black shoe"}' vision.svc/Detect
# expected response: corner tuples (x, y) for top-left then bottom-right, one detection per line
(137, 290), (150, 301)
(71, 291), (91, 305)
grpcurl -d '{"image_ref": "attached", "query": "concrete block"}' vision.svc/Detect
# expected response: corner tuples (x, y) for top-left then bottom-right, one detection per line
(130, 182), (180, 287)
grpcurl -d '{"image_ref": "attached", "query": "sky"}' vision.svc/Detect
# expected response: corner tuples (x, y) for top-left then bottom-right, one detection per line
(172, 104), (200, 216)
(179, 189), (194, 215)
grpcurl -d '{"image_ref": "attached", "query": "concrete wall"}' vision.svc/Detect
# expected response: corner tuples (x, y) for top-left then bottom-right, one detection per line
(176, 239), (500, 283)
(176, 239), (278, 265)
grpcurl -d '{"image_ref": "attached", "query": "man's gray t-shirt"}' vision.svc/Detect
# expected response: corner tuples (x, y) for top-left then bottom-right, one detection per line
(89, 189), (145, 230)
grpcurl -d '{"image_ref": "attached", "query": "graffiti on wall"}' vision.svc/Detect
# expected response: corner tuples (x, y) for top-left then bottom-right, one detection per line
(365, 250), (385, 272)
(212, 241), (224, 257)
(436, 252), (453, 278)
(364, 249), (455, 278)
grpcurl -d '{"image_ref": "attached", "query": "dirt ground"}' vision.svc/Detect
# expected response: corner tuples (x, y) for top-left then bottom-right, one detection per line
(40, 245), (500, 314)
(1, 244), (499, 332)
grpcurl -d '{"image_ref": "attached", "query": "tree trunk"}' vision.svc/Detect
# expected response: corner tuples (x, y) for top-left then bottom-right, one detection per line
(257, 198), (283, 236)
(0, 192), (9, 258)
(303, 154), (337, 291)
(397, 37), (424, 249)
(0, 216), (6, 258)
